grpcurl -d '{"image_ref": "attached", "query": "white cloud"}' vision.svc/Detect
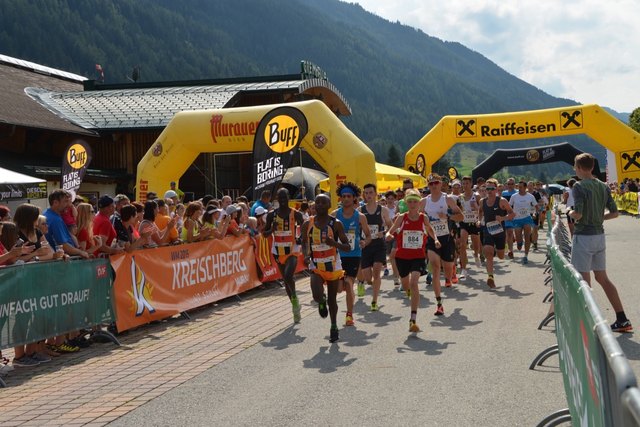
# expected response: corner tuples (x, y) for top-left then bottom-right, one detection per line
(355, 0), (640, 112)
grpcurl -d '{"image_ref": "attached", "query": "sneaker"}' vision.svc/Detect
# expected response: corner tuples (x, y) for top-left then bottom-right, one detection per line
(451, 274), (458, 284)
(532, 242), (538, 251)
(56, 343), (80, 353)
(445, 280), (452, 288)
(12, 355), (40, 368)
(291, 297), (301, 324)
(459, 269), (467, 280)
(393, 279), (401, 287)
(345, 315), (355, 326)
(329, 328), (339, 343)
(474, 255), (481, 268)
(487, 276), (496, 289)
(522, 256), (528, 265)
(611, 320), (633, 333)
(434, 304), (444, 316)
(508, 251), (514, 260)
(383, 268), (389, 277)
(357, 282), (365, 297)
(426, 273), (432, 285)
(30, 352), (51, 363)
(517, 241), (523, 251)
(371, 301), (379, 312)
(318, 295), (328, 319)
(409, 320), (420, 333)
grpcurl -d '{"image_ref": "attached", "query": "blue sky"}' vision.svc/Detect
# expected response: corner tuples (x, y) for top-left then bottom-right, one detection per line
(355, 0), (639, 113)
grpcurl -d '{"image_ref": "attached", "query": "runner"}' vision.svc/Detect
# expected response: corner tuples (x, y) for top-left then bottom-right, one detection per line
(458, 176), (482, 279)
(301, 194), (351, 343)
(262, 188), (305, 323)
(420, 174), (463, 315)
(359, 183), (392, 311)
(332, 182), (371, 327)
(478, 178), (515, 288)
(527, 181), (543, 250)
(383, 190), (401, 285)
(509, 181), (538, 264)
(385, 188), (439, 332)
(501, 177), (517, 259)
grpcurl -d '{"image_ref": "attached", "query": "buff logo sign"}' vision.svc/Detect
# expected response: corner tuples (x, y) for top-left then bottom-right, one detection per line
(252, 107), (308, 201)
(61, 140), (92, 197)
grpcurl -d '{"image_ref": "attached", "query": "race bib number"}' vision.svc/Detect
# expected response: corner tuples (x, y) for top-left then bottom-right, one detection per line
(463, 211), (478, 223)
(486, 221), (504, 235)
(346, 231), (356, 251)
(369, 224), (379, 237)
(402, 230), (424, 249)
(311, 243), (331, 252)
(430, 219), (450, 237)
(517, 208), (530, 218)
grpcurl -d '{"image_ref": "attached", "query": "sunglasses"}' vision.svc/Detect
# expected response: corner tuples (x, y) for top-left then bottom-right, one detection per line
(428, 181), (440, 186)
(486, 187), (496, 191)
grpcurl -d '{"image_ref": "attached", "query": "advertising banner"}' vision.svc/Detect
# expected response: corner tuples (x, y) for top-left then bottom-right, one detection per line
(61, 139), (93, 197)
(254, 234), (306, 282)
(110, 236), (261, 332)
(252, 106), (308, 201)
(612, 191), (639, 215)
(0, 182), (47, 202)
(0, 259), (113, 348)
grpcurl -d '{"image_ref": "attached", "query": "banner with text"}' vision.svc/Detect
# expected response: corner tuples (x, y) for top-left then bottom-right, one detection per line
(110, 236), (261, 332)
(254, 234), (306, 281)
(61, 139), (92, 198)
(252, 106), (308, 201)
(0, 259), (113, 348)
(612, 191), (639, 215)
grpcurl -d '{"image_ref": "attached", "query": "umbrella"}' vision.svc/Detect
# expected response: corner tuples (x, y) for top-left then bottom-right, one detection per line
(281, 166), (328, 200)
(318, 162), (427, 193)
(544, 184), (566, 195)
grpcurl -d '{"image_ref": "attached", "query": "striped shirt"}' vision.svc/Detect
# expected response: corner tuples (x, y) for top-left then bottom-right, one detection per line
(572, 178), (617, 235)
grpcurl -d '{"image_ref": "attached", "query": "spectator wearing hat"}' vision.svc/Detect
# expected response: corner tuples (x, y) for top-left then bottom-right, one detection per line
(169, 181), (184, 203)
(250, 190), (272, 217)
(225, 204), (246, 237)
(43, 190), (90, 258)
(202, 205), (230, 239)
(164, 190), (179, 207)
(250, 206), (268, 236)
(93, 195), (124, 255)
(146, 192), (158, 201)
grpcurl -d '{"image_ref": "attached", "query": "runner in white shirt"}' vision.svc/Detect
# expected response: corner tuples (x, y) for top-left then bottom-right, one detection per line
(458, 176), (481, 279)
(509, 181), (538, 265)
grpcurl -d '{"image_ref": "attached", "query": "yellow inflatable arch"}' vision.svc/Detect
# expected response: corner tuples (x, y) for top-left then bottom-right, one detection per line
(136, 100), (376, 207)
(405, 104), (640, 181)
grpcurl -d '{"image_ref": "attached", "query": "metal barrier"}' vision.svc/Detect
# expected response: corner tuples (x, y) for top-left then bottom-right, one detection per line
(535, 211), (640, 426)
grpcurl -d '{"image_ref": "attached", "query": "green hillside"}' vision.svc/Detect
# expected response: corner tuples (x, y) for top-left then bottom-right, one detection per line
(0, 0), (623, 179)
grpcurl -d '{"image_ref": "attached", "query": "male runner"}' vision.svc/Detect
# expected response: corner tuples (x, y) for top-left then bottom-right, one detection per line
(478, 179), (515, 288)
(301, 194), (351, 342)
(509, 181), (538, 264)
(263, 188), (305, 323)
(501, 177), (517, 259)
(332, 182), (371, 326)
(359, 183), (392, 311)
(458, 176), (481, 279)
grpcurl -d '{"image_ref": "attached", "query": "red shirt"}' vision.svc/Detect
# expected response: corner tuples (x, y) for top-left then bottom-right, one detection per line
(395, 213), (427, 259)
(93, 212), (116, 247)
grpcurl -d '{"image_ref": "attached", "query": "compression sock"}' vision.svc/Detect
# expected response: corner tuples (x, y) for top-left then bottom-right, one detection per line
(436, 296), (442, 307)
(410, 310), (417, 321)
(331, 323), (338, 330)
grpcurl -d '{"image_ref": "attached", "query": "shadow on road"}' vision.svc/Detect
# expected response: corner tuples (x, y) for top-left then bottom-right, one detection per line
(261, 325), (306, 350)
(340, 328), (379, 347)
(616, 333), (640, 361)
(430, 307), (483, 331)
(302, 345), (357, 373)
(491, 284), (534, 299)
(358, 308), (403, 327)
(396, 336), (455, 356)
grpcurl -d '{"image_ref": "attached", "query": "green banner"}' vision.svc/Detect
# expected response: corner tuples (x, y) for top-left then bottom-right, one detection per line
(0, 258), (114, 348)
(550, 244), (608, 426)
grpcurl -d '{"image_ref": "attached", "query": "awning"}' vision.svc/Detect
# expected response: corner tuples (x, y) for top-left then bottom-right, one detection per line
(0, 167), (47, 201)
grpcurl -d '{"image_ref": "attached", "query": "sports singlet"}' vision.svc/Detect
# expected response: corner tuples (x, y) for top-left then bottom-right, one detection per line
(308, 216), (342, 272)
(360, 205), (384, 239)
(336, 208), (361, 257)
(482, 197), (507, 235)
(424, 194), (450, 237)
(460, 193), (479, 224)
(271, 209), (298, 256)
(395, 213), (427, 259)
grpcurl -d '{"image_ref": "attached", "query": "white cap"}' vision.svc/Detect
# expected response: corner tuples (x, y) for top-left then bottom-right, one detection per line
(254, 206), (267, 217)
(164, 190), (178, 199)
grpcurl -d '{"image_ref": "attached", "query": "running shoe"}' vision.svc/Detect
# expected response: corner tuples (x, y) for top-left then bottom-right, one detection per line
(459, 269), (467, 280)
(409, 320), (420, 332)
(508, 251), (514, 260)
(426, 273), (432, 285)
(12, 356), (40, 368)
(345, 315), (355, 326)
(517, 241), (523, 251)
(522, 256), (528, 265)
(371, 301), (379, 312)
(445, 280), (452, 288)
(318, 295), (328, 318)
(56, 343), (80, 353)
(383, 268), (389, 277)
(291, 297), (301, 324)
(434, 304), (444, 316)
(487, 276), (496, 289)
(532, 242), (538, 251)
(611, 320), (633, 333)
(30, 352), (51, 363)
(451, 274), (458, 284)
(394, 279), (401, 288)
(357, 282), (365, 297)
(329, 328), (339, 343)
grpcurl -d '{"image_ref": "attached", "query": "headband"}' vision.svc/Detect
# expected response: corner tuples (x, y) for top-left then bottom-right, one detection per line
(405, 194), (421, 202)
(339, 187), (356, 196)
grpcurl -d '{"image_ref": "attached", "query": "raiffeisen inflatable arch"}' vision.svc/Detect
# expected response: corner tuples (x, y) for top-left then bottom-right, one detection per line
(136, 100), (376, 207)
(405, 104), (640, 181)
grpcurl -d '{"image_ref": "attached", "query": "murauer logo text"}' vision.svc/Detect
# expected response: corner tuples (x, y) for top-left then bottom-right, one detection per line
(210, 114), (259, 144)
(481, 122), (556, 137)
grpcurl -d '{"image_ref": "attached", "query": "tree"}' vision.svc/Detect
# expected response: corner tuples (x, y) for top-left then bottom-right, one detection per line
(629, 107), (640, 133)
(451, 148), (461, 165)
(386, 145), (402, 167)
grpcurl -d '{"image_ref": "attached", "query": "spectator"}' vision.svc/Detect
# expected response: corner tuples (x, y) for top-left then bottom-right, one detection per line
(299, 202), (310, 222)
(113, 194), (130, 217)
(174, 203), (185, 236)
(92, 196), (123, 255)
(115, 204), (149, 251)
(14, 203), (59, 262)
(0, 222), (34, 266)
(225, 204), (246, 237)
(43, 190), (89, 258)
(76, 203), (102, 256)
(139, 200), (177, 247)
(201, 194), (214, 207)
(131, 201), (145, 239)
(0, 205), (11, 221)
(169, 181), (184, 202)
(154, 199), (179, 244)
(181, 202), (212, 242)
(146, 192), (158, 201)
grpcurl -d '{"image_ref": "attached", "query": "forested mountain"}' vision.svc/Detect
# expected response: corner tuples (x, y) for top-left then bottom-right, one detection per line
(0, 0), (627, 180)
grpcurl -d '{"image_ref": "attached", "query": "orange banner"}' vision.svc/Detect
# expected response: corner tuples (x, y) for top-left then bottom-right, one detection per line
(110, 236), (261, 332)
(254, 234), (307, 282)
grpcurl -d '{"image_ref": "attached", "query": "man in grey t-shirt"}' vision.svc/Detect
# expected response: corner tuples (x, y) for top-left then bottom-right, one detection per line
(569, 153), (632, 332)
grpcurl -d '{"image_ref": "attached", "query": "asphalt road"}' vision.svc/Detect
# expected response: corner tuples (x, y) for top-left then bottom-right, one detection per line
(112, 216), (640, 427)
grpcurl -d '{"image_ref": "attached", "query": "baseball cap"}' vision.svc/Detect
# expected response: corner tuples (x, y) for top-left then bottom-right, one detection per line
(451, 179), (462, 187)
(428, 173), (442, 183)
(98, 195), (114, 209)
(254, 206), (267, 217)
(164, 190), (178, 199)
(146, 192), (158, 200)
(206, 206), (222, 215)
(226, 204), (241, 216)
